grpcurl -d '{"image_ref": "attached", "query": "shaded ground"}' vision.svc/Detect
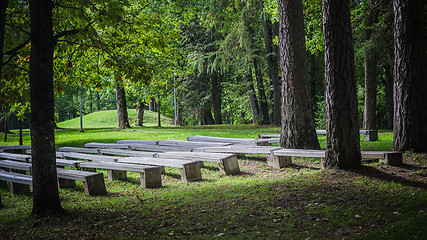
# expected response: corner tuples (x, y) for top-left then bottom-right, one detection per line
(1, 153), (426, 239)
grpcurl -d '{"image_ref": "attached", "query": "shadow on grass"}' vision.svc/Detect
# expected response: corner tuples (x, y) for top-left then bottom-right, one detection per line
(288, 163), (321, 171)
(350, 165), (427, 190)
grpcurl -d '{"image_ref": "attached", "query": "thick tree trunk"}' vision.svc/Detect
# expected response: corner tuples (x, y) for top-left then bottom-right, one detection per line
(137, 101), (145, 126)
(261, 2), (281, 126)
(322, 0), (361, 169)
(0, 0), (7, 139)
(393, 0), (427, 152)
(211, 71), (222, 124)
(278, 0), (320, 149)
(200, 104), (214, 125)
(363, 0), (379, 131)
(114, 75), (130, 129)
(29, 0), (63, 215)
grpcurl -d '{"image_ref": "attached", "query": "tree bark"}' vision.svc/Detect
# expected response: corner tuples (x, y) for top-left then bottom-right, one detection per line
(114, 75), (130, 129)
(322, 0), (361, 169)
(246, 75), (260, 124)
(393, 0), (427, 152)
(29, 0), (63, 215)
(211, 71), (222, 124)
(137, 101), (145, 126)
(363, 0), (379, 131)
(278, 0), (320, 149)
(261, 2), (281, 126)
(0, 0), (7, 138)
(157, 96), (161, 127)
(253, 59), (270, 125)
(383, 64), (393, 130)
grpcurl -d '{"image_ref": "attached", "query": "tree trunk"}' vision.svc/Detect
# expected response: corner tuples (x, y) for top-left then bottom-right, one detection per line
(200, 104), (214, 125)
(246, 75), (260, 124)
(149, 98), (155, 111)
(114, 75), (130, 129)
(261, 2), (281, 126)
(383, 64), (394, 130)
(253, 60), (270, 125)
(278, 0), (320, 149)
(211, 71), (222, 124)
(157, 96), (161, 127)
(393, 0), (427, 152)
(0, 0), (7, 137)
(137, 101), (145, 126)
(322, 0), (361, 169)
(96, 90), (101, 111)
(363, 0), (379, 131)
(29, 0), (63, 215)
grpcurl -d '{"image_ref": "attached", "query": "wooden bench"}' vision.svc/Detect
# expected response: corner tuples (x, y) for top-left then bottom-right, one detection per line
(187, 135), (262, 146)
(0, 152), (31, 162)
(78, 161), (162, 188)
(57, 147), (100, 154)
(0, 161), (107, 196)
(155, 151), (240, 175)
(269, 149), (403, 169)
(57, 152), (119, 162)
(0, 169), (32, 194)
(84, 142), (131, 149)
(0, 145), (31, 153)
(99, 148), (156, 157)
(258, 129), (379, 142)
(117, 157), (202, 182)
(193, 145), (281, 159)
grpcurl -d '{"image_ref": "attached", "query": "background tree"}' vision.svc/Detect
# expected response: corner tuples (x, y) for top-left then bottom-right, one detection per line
(278, 0), (320, 149)
(322, 0), (361, 169)
(29, 0), (63, 215)
(392, 0), (427, 152)
(363, 0), (379, 131)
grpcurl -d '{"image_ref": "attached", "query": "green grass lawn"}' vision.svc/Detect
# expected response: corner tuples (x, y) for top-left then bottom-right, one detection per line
(0, 111), (425, 239)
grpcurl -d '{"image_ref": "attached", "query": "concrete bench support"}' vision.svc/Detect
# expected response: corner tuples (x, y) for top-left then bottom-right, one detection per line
(362, 130), (378, 142)
(83, 173), (107, 196)
(268, 151), (292, 169)
(142, 167), (163, 188)
(107, 170), (127, 181)
(58, 178), (76, 188)
(181, 162), (202, 182)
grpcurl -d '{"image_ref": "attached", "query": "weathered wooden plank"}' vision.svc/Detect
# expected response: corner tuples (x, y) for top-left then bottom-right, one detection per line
(155, 151), (240, 175)
(159, 140), (232, 148)
(118, 157), (202, 182)
(84, 142), (130, 149)
(99, 149), (156, 157)
(116, 140), (160, 145)
(187, 135), (257, 145)
(128, 144), (193, 152)
(193, 146), (281, 155)
(0, 160), (31, 172)
(57, 152), (119, 162)
(57, 147), (100, 154)
(0, 152), (31, 162)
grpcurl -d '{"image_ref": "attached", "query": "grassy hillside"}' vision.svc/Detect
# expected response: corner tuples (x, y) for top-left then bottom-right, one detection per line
(57, 109), (174, 129)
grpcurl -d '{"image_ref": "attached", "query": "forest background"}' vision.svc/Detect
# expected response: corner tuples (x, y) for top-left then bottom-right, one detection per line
(0, 0), (396, 132)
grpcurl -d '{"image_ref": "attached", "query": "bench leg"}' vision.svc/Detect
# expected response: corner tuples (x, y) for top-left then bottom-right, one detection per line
(58, 178), (76, 188)
(140, 168), (162, 188)
(268, 152), (292, 169)
(107, 170), (127, 181)
(384, 152), (403, 166)
(10, 182), (31, 195)
(219, 156), (240, 175)
(364, 130), (378, 142)
(83, 173), (106, 196)
(181, 162), (202, 182)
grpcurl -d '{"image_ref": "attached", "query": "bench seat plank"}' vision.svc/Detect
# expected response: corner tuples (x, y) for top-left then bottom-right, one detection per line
(58, 152), (119, 162)
(99, 149), (157, 157)
(156, 151), (240, 175)
(78, 161), (162, 188)
(118, 157), (202, 182)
